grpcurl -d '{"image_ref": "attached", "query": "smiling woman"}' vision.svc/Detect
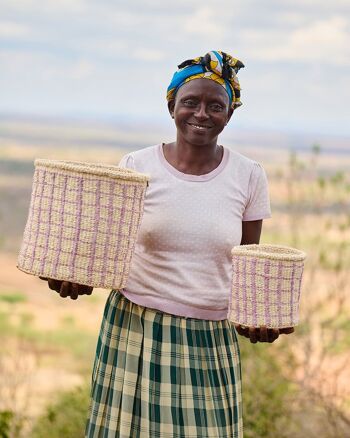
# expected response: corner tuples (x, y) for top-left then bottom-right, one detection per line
(165, 79), (233, 173)
(41, 50), (291, 438)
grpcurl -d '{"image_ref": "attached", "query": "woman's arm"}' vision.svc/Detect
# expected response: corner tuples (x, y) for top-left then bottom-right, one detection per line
(240, 219), (262, 245)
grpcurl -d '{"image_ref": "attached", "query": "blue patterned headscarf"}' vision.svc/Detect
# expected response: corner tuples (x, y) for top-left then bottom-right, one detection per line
(166, 50), (245, 109)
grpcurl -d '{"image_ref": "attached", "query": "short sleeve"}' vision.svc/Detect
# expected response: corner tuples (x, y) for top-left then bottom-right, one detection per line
(118, 153), (135, 170)
(243, 162), (272, 221)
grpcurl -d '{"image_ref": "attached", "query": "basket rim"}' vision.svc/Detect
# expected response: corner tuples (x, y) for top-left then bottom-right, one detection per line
(231, 244), (306, 261)
(35, 158), (150, 183)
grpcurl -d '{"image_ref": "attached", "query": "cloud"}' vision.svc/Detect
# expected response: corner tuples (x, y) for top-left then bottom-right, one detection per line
(240, 16), (350, 66)
(0, 0), (86, 15)
(131, 48), (166, 61)
(76, 39), (126, 58)
(183, 6), (226, 40)
(0, 49), (97, 83)
(0, 20), (31, 38)
(68, 59), (96, 79)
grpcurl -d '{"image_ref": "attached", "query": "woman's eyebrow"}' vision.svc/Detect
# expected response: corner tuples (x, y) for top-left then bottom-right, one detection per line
(179, 94), (198, 99)
(180, 94), (226, 103)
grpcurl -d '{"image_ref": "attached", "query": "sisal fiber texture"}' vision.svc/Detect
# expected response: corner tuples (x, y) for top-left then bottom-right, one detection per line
(228, 244), (306, 329)
(17, 159), (149, 289)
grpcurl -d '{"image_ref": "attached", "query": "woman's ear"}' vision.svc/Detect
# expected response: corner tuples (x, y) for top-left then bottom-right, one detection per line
(167, 99), (175, 119)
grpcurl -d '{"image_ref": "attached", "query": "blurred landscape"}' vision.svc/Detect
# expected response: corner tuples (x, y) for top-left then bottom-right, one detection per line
(0, 115), (350, 437)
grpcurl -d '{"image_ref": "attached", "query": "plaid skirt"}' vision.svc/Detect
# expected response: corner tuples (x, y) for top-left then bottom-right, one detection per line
(85, 290), (243, 438)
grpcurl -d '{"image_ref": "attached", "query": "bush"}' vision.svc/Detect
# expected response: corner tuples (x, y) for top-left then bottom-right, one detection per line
(0, 411), (13, 438)
(0, 411), (23, 438)
(31, 385), (91, 438)
(240, 340), (295, 438)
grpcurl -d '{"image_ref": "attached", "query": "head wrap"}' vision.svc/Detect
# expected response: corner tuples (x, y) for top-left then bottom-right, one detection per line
(166, 50), (245, 109)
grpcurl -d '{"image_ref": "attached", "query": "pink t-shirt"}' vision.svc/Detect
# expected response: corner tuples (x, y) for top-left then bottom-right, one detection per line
(118, 144), (271, 320)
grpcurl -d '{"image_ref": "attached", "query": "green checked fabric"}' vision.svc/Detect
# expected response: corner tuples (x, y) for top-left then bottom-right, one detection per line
(85, 291), (243, 437)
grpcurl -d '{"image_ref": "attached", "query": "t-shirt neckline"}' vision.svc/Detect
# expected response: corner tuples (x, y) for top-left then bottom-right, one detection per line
(158, 143), (229, 182)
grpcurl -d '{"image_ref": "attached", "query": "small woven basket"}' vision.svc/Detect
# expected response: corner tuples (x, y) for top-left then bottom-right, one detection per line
(17, 159), (150, 289)
(228, 244), (306, 329)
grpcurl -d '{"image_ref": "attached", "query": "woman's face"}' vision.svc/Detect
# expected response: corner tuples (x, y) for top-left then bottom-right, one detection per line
(168, 78), (234, 147)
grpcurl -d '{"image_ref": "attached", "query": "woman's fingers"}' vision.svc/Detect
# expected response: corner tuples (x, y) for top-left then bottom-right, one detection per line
(249, 327), (257, 343)
(77, 285), (93, 295)
(41, 278), (93, 299)
(259, 326), (268, 342)
(235, 325), (274, 343)
(267, 328), (280, 343)
(69, 283), (79, 300)
(48, 279), (63, 292)
(235, 324), (293, 343)
(59, 281), (71, 298)
(234, 324), (249, 337)
(234, 324), (244, 336)
(280, 327), (294, 335)
(248, 327), (279, 343)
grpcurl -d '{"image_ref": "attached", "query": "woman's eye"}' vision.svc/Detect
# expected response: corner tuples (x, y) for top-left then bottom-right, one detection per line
(210, 104), (224, 112)
(183, 100), (197, 106)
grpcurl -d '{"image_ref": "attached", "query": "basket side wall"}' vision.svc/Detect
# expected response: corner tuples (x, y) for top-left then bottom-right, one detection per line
(228, 255), (305, 328)
(17, 167), (148, 289)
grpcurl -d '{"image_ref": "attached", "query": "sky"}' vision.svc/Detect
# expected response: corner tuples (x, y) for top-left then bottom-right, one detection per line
(0, 0), (349, 136)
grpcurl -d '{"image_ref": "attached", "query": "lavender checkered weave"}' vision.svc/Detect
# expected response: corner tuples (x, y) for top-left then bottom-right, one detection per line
(228, 244), (306, 329)
(17, 159), (150, 289)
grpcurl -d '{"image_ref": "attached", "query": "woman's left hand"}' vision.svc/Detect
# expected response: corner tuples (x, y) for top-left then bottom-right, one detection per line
(234, 324), (294, 343)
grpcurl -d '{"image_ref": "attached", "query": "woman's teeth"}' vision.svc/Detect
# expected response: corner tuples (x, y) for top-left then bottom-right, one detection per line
(191, 124), (208, 130)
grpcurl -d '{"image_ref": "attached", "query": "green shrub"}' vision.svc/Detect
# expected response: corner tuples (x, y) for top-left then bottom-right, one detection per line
(0, 411), (23, 438)
(31, 385), (91, 438)
(0, 411), (13, 438)
(0, 292), (27, 304)
(240, 340), (295, 438)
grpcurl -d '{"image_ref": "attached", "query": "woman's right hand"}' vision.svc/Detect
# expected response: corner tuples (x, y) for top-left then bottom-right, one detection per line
(39, 277), (93, 300)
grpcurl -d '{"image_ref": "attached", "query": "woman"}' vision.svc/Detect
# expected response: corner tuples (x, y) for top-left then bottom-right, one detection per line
(42, 51), (294, 437)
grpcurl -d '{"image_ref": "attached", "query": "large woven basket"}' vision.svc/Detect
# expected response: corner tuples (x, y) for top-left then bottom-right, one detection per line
(17, 159), (150, 289)
(228, 244), (306, 329)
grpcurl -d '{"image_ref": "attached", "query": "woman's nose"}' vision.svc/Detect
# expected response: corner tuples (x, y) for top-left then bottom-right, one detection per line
(194, 103), (209, 120)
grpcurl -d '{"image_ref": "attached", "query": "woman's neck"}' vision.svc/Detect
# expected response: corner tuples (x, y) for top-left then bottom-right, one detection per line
(162, 141), (223, 176)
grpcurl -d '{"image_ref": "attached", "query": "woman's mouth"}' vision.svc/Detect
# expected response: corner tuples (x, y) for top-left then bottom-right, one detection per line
(187, 123), (212, 131)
